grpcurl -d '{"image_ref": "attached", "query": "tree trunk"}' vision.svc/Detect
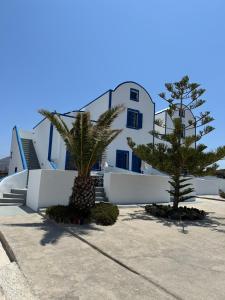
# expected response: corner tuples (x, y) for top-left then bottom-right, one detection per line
(69, 176), (95, 211)
(172, 174), (180, 210)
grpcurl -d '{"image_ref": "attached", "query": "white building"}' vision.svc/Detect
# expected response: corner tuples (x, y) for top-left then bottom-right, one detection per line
(8, 81), (197, 176)
(9, 81), (157, 175)
(155, 104), (196, 143)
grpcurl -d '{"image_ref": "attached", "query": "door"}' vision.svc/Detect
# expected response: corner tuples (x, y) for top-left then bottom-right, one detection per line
(65, 150), (77, 170)
(92, 160), (101, 171)
(132, 153), (141, 173)
(116, 150), (129, 170)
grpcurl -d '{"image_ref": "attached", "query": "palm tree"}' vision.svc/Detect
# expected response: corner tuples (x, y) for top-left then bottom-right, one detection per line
(39, 106), (124, 213)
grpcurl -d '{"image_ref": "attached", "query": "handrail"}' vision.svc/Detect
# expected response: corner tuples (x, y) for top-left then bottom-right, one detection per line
(14, 126), (28, 170)
(49, 160), (57, 169)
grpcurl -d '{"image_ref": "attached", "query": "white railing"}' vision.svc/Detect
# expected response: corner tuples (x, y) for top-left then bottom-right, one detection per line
(0, 170), (28, 195)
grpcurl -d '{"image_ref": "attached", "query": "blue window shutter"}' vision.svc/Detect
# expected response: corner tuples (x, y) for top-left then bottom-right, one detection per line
(116, 150), (122, 168)
(127, 110), (133, 128)
(138, 113), (143, 129)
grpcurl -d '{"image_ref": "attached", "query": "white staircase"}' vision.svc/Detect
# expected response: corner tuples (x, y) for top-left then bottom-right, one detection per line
(0, 188), (27, 206)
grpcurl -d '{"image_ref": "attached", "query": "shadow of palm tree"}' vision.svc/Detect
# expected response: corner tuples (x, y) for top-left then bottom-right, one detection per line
(3, 218), (104, 246)
(122, 208), (225, 234)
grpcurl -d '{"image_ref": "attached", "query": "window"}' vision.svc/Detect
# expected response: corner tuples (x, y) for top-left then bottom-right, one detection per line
(130, 88), (139, 101)
(179, 108), (185, 118)
(127, 109), (143, 129)
(116, 150), (129, 170)
(181, 124), (185, 138)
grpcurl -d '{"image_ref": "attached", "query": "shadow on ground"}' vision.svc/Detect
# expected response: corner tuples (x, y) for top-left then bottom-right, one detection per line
(2, 218), (104, 246)
(121, 208), (225, 234)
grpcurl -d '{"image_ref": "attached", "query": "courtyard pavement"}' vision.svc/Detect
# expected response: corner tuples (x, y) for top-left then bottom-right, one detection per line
(0, 198), (225, 299)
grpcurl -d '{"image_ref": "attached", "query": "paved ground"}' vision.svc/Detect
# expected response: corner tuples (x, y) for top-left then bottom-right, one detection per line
(0, 199), (225, 299)
(0, 239), (36, 299)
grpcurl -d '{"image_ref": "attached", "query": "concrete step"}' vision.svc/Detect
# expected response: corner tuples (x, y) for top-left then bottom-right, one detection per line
(0, 198), (24, 203)
(95, 187), (104, 192)
(95, 196), (106, 201)
(11, 189), (27, 196)
(3, 193), (25, 199)
(0, 203), (23, 206)
(95, 191), (104, 196)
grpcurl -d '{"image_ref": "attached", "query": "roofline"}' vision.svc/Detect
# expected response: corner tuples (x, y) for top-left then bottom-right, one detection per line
(155, 104), (196, 120)
(33, 111), (97, 129)
(113, 81), (155, 105)
(78, 89), (111, 111)
(33, 81), (155, 129)
(155, 108), (167, 115)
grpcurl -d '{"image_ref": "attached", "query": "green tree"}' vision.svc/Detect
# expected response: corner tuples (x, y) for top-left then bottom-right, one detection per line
(39, 106), (124, 212)
(128, 76), (225, 209)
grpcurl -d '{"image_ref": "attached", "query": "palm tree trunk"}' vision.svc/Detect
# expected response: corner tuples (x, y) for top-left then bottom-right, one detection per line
(69, 176), (95, 211)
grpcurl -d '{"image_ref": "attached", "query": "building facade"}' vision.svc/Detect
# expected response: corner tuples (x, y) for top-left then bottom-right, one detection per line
(8, 81), (195, 176)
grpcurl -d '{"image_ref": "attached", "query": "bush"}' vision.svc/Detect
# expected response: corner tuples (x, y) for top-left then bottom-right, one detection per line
(91, 203), (119, 226)
(219, 189), (225, 199)
(46, 205), (91, 224)
(46, 203), (119, 226)
(46, 205), (71, 223)
(145, 204), (206, 221)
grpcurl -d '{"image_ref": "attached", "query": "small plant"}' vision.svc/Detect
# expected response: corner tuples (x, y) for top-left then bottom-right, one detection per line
(91, 203), (119, 226)
(46, 203), (119, 226)
(219, 189), (225, 199)
(145, 204), (206, 221)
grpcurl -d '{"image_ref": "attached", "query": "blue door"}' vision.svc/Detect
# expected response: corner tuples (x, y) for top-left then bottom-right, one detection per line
(132, 153), (141, 173)
(92, 160), (101, 171)
(65, 150), (101, 171)
(116, 150), (129, 170)
(65, 150), (77, 170)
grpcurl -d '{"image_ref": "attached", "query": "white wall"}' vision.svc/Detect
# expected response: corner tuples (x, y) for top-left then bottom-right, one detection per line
(155, 106), (196, 138)
(8, 128), (24, 175)
(82, 91), (110, 119)
(217, 178), (225, 192)
(26, 169), (77, 211)
(192, 178), (219, 195)
(0, 170), (28, 195)
(106, 82), (154, 170)
(33, 119), (51, 169)
(155, 110), (166, 135)
(104, 173), (170, 204)
(19, 129), (34, 140)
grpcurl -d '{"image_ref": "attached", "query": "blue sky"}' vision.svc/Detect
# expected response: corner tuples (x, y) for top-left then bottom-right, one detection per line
(0, 0), (225, 166)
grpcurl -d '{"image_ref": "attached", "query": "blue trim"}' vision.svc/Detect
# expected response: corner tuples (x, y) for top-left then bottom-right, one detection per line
(33, 113), (77, 130)
(14, 126), (27, 170)
(79, 90), (111, 111)
(33, 117), (47, 129)
(47, 123), (57, 169)
(48, 124), (53, 161)
(108, 89), (112, 109)
(49, 160), (57, 169)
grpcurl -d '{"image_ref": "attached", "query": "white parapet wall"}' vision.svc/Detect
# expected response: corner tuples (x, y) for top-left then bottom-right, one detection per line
(192, 177), (219, 195)
(26, 169), (77, 211)
(0, 170), (28, 196)
(104, 172), (170, 204)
